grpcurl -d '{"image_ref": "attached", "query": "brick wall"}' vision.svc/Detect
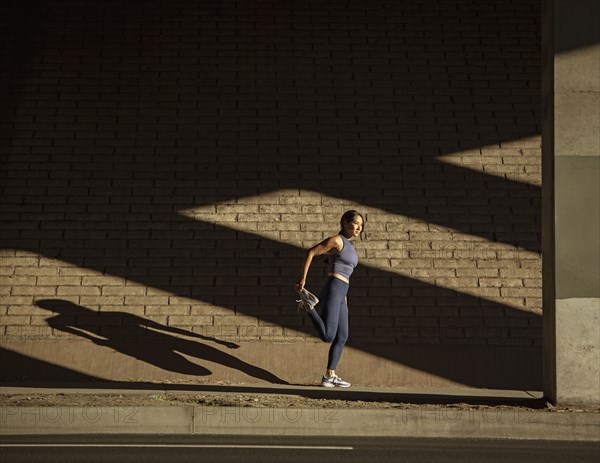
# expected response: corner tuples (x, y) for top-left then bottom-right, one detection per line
(0, 0), (542, 386)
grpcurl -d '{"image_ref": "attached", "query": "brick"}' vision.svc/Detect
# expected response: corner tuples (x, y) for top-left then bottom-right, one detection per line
(78, 296), (125, 306)
(433, 260), (477, 269)
(102, 287), (146, 296)
(499, 268), (541, 278)
(500, 288), (541, 298)
(456, 268), (499, 277)
(3, 296), (35, 306)
(168, 315), (213, 326)
(390, 259), (433, 269)
(0, 276), (37, 286)
(369, 305), (414, 317)
(14, 267), (58, 276)
(145, 305), (190, 316)
(478, 288), (504, 297)
(435, 278), (478, 288)
(11, 286), (57, 296)
(479, 278), (523, 288)
(81, 276), (125, 286)
(349, 315), (394, 328)
(525, 298), (543, 310)
(523, 278), (542, 288)
(124, 296), (170, 305)
(477, 260), (521, 269)
(36, 277), (83, 286)
(409, 232), (454, 241)
(213, 315), (259, 326)
(56, 286), (101, 296)
(0, 315), (31, 325)
(58, 267), (104, 277)
(412, 269), (456, 279)
(0, 267), (15, 276)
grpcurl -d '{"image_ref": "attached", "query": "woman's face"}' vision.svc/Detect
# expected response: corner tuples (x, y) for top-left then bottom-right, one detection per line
(343, 215), (363, 238)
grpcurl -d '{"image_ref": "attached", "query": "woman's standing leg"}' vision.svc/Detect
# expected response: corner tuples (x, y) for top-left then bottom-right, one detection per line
(327, 295), (349, 370)
(307, 279), (351, 387)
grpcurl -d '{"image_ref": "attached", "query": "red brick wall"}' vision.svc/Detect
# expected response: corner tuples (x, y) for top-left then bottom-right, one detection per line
(0, 0), (542, 386)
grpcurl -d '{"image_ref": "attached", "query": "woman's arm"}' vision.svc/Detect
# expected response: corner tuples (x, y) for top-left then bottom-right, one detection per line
(295, 235), (342, 291)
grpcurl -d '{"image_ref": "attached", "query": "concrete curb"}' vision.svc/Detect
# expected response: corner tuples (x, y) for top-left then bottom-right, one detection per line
(1, 405), (599, 441)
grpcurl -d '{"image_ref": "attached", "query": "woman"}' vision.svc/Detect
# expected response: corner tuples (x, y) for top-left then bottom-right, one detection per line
(295, 210), (364, 388)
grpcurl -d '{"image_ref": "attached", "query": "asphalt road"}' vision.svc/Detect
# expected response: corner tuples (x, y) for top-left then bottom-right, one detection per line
(1, 435), (599, 463)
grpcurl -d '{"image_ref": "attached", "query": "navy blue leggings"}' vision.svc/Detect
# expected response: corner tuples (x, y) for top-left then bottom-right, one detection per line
(308, 277), (349, 370)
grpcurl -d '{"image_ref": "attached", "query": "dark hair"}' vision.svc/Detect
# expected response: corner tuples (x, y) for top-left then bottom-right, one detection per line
(339, 210), (365, 239)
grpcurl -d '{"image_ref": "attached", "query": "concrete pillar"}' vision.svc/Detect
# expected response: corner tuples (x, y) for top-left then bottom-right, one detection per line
(542, 0), (600, 407)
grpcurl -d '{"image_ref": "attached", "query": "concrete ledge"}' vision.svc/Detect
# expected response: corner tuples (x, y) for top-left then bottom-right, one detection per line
(2, 405), (598, 441)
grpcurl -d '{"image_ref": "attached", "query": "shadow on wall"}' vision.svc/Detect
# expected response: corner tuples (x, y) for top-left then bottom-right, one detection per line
(1, 347), (105, 383)
(30, 299), (287, 384)
(1, 0), (543, 389)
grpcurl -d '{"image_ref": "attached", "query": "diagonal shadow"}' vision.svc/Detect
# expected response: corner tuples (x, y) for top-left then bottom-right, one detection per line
(0, 347), (106, 383)
(33, 299), (287, 384)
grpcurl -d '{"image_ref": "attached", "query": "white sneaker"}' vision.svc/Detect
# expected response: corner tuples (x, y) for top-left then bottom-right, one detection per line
(296, 287), (319, 311)
(321, 374), (351, 388)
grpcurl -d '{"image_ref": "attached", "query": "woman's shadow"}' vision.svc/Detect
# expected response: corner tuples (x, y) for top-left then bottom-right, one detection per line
(36, 299), (287, 385)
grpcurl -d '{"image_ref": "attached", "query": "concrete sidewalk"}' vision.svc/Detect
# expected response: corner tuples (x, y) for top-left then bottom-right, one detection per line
(0, 382), (545, 403)
(1, 383), (598, 441)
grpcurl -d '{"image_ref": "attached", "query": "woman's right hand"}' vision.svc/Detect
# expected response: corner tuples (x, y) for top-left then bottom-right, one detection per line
(295, 279), (305, 292)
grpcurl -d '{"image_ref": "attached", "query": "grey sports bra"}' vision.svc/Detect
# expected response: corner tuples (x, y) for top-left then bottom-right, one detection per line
(328, 234), (358, 279)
